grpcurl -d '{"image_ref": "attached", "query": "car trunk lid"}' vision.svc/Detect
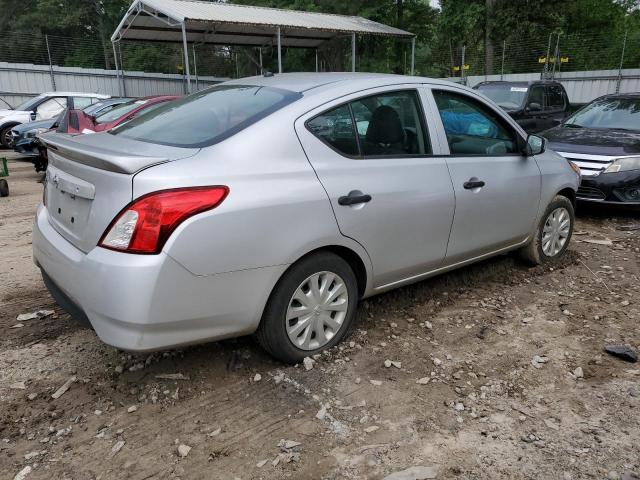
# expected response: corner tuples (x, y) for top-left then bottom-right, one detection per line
(40, 132), (199, 253)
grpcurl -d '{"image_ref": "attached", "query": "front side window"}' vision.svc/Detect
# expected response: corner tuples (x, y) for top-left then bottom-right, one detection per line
(528, 86), (544, 109)
(36, 97), (67, 119)
(546, 86), (565, 110)
(307, 90), (430, 158)
(433, 90), (518, 155)
(111, 85), (302, 147)
(72, 97), (93, 109)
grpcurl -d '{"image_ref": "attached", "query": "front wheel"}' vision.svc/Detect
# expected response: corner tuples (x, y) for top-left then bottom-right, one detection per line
(256, 252), (359, 364)
(520, 195), (575, 265)
(0, 179), (8, 197)
(0, 125), (16, 148)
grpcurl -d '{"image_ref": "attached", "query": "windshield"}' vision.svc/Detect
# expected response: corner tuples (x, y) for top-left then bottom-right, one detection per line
(111, 85), (302, 148)
(96, 99), (149, 124)
(565, 97), (640, 131)
(476, 85), (528, 110)
(14, 95), (45, 112)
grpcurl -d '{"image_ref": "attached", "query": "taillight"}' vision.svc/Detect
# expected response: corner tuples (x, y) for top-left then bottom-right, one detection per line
(99, 186), (229, 254)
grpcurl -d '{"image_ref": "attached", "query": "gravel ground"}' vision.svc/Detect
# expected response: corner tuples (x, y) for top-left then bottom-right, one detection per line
(1, 152), (639, 480)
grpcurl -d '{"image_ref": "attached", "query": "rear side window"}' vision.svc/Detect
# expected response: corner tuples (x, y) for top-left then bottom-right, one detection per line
(97, 99), (149, 124)
(433, 90), (518, 155)
(307, 90), (430, 158)
(111, 85), (302, 148)
(307, 105), (359, 156)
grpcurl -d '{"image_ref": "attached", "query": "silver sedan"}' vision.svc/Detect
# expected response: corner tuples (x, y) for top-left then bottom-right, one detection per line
(33, 73), (580, 363)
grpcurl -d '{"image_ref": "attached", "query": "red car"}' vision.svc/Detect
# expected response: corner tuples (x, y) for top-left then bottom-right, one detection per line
(59, 95), (178, 134)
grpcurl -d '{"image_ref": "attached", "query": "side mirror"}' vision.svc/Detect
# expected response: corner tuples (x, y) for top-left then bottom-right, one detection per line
(525, 134), (545, 156)
(527, 102), (542, 112)
(30, 111), (37, 121)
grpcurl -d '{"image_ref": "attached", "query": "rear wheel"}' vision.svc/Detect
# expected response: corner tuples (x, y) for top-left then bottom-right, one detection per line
(520, 195), (574, 265)
(256, 252), (358, 364)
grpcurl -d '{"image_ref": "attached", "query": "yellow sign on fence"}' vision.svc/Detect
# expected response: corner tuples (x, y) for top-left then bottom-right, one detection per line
(538, 57), (570, 64)
(452, 65), (470, 72)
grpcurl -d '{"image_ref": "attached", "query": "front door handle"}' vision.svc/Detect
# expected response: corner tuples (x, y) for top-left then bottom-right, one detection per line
(463, 179), (485, 190)
(338, 191), (372, 206)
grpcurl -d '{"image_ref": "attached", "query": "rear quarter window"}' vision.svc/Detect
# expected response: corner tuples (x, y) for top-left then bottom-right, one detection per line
(111, 85), (302, 148)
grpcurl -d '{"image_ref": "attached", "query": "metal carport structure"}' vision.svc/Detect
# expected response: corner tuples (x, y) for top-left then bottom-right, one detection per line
(111, 0), (415, 94)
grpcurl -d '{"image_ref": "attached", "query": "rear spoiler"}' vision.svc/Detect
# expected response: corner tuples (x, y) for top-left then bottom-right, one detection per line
(39, 133), (168, 175)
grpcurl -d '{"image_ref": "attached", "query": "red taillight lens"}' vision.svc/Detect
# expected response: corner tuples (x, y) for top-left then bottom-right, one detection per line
(99, 186), (229, 254)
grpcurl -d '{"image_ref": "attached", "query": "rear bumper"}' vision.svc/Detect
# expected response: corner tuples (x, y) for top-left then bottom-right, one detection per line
(577, 170), (640, 206)
(33, 205), (287, 352)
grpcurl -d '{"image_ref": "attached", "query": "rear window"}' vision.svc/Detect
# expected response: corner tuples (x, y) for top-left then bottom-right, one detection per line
(110, 85), (302, 148)
(97, 99), (149, 124)
(475, 84), (528, 110)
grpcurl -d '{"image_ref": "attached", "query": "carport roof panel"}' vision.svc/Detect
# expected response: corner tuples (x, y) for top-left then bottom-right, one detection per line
(114, 0), (414, 45)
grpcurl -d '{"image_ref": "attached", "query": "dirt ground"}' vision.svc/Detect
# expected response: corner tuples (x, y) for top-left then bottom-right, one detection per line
(1, 151), (639, 480)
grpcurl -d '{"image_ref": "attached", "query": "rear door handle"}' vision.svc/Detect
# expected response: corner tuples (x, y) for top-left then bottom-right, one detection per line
(338, 191), (372, 206)
(463, 180), (485, 190)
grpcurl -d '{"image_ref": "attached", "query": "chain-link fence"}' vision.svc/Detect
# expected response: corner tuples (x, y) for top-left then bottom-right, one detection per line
(1, 29), (639, 82)
(426, 30), (640, 82)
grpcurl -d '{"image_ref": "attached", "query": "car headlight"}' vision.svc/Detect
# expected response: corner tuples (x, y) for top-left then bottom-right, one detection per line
(27, 128), (49, 138)
(568, 161), (581, 178)
(604, 156), (640, 173)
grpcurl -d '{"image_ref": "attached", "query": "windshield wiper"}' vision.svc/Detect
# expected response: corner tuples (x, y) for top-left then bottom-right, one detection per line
(609, 127), (639, 132)
(564, 123), (583, 128)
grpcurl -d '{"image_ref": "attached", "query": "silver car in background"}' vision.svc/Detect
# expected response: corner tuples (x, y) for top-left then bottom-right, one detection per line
(33, 73), (580, 363)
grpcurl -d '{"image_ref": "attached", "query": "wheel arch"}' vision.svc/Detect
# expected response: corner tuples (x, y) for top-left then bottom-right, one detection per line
(556, 187), (576, 207)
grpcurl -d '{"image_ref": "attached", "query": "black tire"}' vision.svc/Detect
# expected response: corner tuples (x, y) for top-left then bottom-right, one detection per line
(0, 125), (17, 148)
(520, 195), (574, 265)
(0, 179), (8, 197)
(256, 251), (359, 364)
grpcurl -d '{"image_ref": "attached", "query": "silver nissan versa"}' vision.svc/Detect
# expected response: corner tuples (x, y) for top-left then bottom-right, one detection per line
(33, 73), (580, 363)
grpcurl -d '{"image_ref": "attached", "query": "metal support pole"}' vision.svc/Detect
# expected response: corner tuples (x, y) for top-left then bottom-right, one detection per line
(461, 45), (466, 84)
(181, 22), (191, 93)
(315, 49), (319, 72)
(551, 33), (560, 79)
(259, 48), (263, 73)
(543, 33), (552, 79)
(351, 33), (356, 72)
(410, 37), (416, 75)
(118, 42), (127, 97)
(112, 42), (122, 97)
(501, 40), (506, 80)
(277, 27), (283, 74)
(616, 30), (628, 94)
(192, 45), (199, 91)
(44, 35), (56, 91)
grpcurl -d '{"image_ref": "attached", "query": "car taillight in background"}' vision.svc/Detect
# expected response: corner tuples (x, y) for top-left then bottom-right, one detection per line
(99, 186), (229, 254)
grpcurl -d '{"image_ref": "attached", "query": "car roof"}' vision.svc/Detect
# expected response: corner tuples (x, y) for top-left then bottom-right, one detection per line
(598, 92), (640, 99)
(223, 72), (462, 93)
(474, 80), (562, 88)
(39, 92), (111, 98)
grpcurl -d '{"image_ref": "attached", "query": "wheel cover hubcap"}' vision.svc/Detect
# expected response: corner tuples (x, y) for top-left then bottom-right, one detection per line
(286, 271), (349, 351)
(542, 207), (571, 257)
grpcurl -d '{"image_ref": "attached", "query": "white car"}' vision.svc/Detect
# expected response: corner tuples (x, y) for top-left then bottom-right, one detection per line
(0, 92), (110, 148)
